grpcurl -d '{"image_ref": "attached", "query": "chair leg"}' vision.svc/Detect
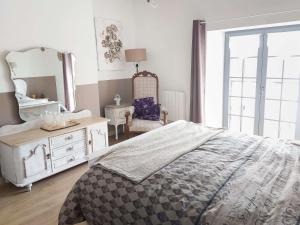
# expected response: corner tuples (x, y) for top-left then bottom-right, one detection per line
(125, 125), (130, 139)
(125, 111), (131, 139)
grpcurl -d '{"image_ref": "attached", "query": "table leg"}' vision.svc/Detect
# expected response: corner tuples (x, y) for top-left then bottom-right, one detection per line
(115, 125), (118, 140)
(26, 184), (32, 192)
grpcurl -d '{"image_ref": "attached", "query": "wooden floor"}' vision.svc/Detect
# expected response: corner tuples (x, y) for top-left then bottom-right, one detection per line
(0, 134), (127, 225)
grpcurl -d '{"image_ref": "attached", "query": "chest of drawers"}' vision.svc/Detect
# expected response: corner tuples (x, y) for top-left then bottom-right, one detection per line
(0, 116), (109, 191)
(50, 129), (87, 172)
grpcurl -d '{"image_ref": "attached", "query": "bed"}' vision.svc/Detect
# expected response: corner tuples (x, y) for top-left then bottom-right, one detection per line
(58, 120), (300, 225)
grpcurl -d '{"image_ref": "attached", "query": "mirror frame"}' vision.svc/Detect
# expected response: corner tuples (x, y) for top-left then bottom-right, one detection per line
(6, 47), (77, 121)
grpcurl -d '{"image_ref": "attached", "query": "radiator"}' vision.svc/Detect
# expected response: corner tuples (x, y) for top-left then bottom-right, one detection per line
(160, 90), (186, 122)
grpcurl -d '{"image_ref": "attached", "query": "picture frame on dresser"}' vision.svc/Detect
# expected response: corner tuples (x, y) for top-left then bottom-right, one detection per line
(0, 110), (109, 191)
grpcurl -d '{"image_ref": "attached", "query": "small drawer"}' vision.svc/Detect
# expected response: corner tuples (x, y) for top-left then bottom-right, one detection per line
(51, 141), (86, 160)
(115, 108), (130, 124)
(52, 151), (85, 170)
(50, 129), (86, 149)
(118, 109), (128, 119)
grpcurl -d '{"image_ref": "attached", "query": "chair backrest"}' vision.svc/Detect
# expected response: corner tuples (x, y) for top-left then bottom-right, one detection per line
(133, 71), (159, 104)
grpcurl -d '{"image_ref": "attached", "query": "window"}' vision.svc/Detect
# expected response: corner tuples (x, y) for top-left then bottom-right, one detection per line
(223, 25), (300, 140)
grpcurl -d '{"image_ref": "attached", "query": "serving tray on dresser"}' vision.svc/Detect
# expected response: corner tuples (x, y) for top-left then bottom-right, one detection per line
(0, 116), (109, 191)
(40, 120), (80, 132)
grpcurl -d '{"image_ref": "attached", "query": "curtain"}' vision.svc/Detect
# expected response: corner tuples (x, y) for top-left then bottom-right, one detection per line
(62, 53), (76, 112)
(190, 20), (206, 123)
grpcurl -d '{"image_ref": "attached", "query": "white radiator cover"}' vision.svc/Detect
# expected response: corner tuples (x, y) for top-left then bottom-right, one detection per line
(160, 90), (186, 122)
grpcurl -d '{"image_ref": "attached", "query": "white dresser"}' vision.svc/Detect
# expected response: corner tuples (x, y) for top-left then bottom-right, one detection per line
(0, 116), (109, 191)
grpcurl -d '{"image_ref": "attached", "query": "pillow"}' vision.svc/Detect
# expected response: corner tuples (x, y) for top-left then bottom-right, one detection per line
(134, 97), (154, 107)
(133, 97), (160, 121)
(133, 97), (154, 117)
(139, 104), (160, 121)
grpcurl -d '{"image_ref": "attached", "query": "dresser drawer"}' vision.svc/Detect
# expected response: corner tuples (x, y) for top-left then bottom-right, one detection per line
(52, 151), (85, 170)
(51, 141), (86, 160)
(116, 109), (128, 123)
(117, 109), (128, 119)
(50, 129), (86, 149)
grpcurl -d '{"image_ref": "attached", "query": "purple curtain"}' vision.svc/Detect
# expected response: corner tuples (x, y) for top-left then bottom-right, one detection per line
(62, 53), (76, 112)
(190, 20), (206, 123)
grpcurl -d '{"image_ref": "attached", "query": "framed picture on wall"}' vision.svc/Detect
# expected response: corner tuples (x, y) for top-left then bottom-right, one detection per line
(94, 18), (125, 71)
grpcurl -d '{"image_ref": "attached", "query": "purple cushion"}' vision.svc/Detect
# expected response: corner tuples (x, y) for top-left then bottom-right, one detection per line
(133, 97), (160, 121)
(133, 97), (154, 118)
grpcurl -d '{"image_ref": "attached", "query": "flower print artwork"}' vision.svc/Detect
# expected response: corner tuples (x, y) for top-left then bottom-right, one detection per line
(95, 18), (124, 71)
(101, 24), (123, 63)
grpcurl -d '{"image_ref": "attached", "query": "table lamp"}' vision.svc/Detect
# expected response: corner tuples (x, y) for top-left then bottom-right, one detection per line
(125, 48), (147, 74)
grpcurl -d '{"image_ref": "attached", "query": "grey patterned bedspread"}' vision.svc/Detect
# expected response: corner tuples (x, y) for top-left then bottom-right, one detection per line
(58, 132), (300, 225)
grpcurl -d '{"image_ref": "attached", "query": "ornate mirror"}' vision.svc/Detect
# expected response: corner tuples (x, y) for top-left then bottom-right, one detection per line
(6, 47), (76, 121)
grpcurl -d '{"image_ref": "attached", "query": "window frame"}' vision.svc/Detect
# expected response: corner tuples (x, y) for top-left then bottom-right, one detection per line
(223, 24), (300, 138)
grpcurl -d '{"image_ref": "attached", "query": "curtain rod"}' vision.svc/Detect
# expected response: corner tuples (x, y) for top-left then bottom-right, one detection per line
(200, 8), (300, 24)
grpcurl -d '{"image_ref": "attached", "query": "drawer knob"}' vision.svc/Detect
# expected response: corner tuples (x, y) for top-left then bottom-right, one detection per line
(68, 156), (76, 163)
(66, 146), (74, 151)
(65, 135), (73, 141)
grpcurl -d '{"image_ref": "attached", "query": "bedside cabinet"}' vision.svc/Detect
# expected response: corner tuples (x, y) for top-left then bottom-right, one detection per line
(105, 104), (134, 140)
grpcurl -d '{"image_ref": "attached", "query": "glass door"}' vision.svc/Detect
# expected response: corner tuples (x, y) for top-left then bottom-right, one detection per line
(223, 25), (300, 140)
(223, 33), (262, 135)
(263, 30), (300, 139)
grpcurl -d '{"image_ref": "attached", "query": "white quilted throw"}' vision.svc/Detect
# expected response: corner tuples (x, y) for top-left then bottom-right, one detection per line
(94, 120), (222, 183)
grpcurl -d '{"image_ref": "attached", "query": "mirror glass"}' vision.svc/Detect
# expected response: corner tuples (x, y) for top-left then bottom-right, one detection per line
(6, 48), (76, 121)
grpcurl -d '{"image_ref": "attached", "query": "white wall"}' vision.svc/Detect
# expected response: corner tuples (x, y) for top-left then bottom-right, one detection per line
(133, 0), (300, 122)
(0, 0), (137, 91)
(0, 0), (99, 93)
(93, 0), (137, 81)
(205, 31), (225, 127)
(133, 0), (199, 119)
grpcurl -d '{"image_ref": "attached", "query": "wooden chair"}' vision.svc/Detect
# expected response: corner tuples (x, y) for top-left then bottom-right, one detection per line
(125, 71), (168, 138)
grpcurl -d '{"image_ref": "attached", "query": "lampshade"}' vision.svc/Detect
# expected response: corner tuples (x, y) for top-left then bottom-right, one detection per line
(125, 48), (147, 62)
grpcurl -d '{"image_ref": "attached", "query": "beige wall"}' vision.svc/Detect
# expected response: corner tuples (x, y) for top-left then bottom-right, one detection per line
(75, 83), (101, 116)
(0, 92), (22, 127)
(98, 79), (132, 116)
(23, 76), (58, 101)
(0, 79), (134, 126)
(0, 83), (101, 126)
